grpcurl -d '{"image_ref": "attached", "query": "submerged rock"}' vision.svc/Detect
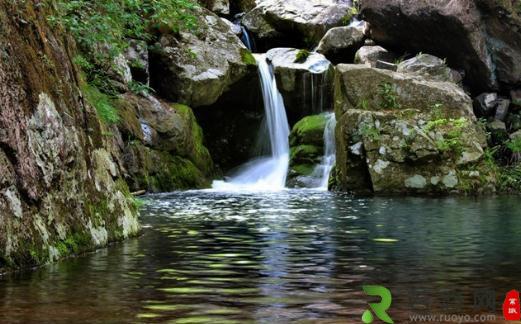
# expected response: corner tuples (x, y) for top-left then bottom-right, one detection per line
(334, 64), (494, 194)
(150, 7), (257, 107)
(266, 48), (334, 123)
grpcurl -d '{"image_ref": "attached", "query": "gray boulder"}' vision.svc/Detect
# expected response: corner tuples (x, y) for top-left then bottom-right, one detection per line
(397, 54), (458, 83)
(354, 45), (395, 67)
(150, 8), (257, 107)
(243, 0), (352, 45)
(316, 22), (367, 62)
(266, 48), (334, 123)
(334, 64), (493, 194)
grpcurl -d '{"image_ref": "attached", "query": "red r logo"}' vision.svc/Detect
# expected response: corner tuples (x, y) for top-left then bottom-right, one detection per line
(503, 290), (521, 321)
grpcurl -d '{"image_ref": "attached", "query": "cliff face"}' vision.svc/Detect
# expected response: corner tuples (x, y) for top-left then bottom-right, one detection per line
(0, 1), (139, 269)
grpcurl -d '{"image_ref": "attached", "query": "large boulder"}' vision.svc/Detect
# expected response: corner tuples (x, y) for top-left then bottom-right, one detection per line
(113, 93), (214, 192)
(334, 64), (495, 194)
(242, 0), (353, 47)
(150, 7), (257, 107)
(193, 70), (265, 172)
(266, 48), (334, 124)
(360, 0), (521, 93)
(397, 53), (461, 83)
(316, 22), (367, 63)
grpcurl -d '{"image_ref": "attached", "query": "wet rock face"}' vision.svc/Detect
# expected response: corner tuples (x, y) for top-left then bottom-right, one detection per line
(113, 93), (214, 192)
(150, 7), (257, 108)
(287, 114), (327, 187)
(334, 64), (495, 194)
(242, 0), (352, 48)
(0, 2), (139, 270)
(266, 48), (334, 124)
(360, 0), (521, 93)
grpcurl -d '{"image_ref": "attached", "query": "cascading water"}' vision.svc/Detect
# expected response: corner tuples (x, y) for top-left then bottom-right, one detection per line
(297, 112), (337, 190)
(316, 112), (337, 190)
(212, 54), (290, 191)
(240, 26), (254, 52)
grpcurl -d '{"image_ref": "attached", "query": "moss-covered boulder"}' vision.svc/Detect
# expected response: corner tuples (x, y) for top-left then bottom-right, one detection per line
(113, 93), (214, 192)
(288, 114), (327, 186)
(334, 64), (496, 194)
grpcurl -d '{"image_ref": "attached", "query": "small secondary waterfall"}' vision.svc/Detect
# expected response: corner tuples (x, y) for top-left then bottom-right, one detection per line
(298, 112), (337, 190)
(316, 112), (337, 190)
(240, 26), (254, 52)
(212, 54), (290, 191)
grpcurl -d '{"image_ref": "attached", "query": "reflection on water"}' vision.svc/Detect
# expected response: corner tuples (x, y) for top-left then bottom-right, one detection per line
(0, 190), (520, 323)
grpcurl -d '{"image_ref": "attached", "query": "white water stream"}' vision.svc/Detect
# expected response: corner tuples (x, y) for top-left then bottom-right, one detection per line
(212, 54), (290, 191)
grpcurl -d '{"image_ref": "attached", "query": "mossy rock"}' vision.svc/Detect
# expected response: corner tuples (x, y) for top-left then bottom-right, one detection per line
(290, 114), (327, 147)
(290, 144), (323, 164)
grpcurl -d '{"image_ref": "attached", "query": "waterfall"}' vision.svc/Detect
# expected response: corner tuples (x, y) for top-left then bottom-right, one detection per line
(240, 26), (254, 52)
(297, 112), (337, 190)
(316, 112), (337, 190)
(212, 54), (290, 191)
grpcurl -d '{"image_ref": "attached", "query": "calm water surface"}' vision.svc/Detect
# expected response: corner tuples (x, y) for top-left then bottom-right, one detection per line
(0, 190), (520, 323)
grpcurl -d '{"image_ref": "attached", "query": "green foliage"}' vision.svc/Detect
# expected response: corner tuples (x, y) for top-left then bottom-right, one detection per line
(357, 98), (369, 110)
(425, 117), (468, 155)
(49, 0), (198, 92)
(360, 124), (381, 141)
(294, 49), (311, 63)
(341, 6), (359, 25)
(129, 80), (154, 96)
(499, 166), (521, 192)
(506, 137), (521, 153)
(240, 48), (256, 65)
(507, 137), (521, 164)
(378, 82), (401, 109)
(81, 83), (120, 124)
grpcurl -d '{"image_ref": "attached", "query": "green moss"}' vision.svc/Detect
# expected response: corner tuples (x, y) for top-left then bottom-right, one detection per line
(172, 103), (213, 174)
(81, 83), (120, 124)
(294, 49), (310, 64)
(292, 164), (315, 177)
(240, 48), (257, 65)
(290, 114), (327, 146)
(290, 145), (322, 163)
(378, 82), (401, 110)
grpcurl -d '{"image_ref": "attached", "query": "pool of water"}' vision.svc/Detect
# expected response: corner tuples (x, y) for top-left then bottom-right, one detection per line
(0, 190), (519, 323)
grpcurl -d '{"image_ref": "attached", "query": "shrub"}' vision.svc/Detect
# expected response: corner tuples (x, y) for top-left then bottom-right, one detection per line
(81, 83), (120, 124)
(294, 49), (310, 63)
(49, 0), (198, 91)
(378, 82), (401, 110)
